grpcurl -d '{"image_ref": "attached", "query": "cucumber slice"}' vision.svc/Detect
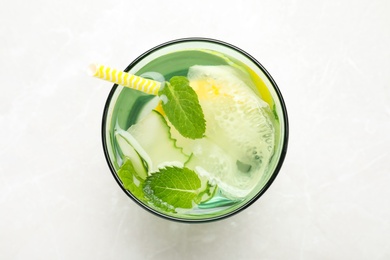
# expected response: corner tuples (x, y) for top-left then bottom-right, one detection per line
(128, 110), (189, 173)
(115, 132), (148, 180)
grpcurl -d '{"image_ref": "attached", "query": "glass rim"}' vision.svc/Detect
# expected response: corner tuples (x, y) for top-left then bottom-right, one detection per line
(101, 37), (289, 223)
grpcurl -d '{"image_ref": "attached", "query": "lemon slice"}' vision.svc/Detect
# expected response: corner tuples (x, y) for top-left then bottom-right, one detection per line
(182, 65), (275, 198)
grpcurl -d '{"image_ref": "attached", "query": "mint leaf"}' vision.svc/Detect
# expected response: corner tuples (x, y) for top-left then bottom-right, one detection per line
(143, 166), (205, 210)
(272, 104), (279, 121)
(117, 158), (145, 200)
(158, 76), (206, 139)
(195, 182), (218, 204)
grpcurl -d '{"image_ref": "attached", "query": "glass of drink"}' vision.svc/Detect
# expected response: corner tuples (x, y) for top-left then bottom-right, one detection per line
(101, 38), (288, 222)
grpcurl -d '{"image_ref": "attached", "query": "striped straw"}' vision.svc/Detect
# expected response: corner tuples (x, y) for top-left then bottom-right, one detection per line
(89, 64), (161, 95)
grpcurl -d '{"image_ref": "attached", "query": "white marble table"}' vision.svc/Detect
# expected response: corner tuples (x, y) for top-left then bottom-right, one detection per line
(1, 0), (389, 259)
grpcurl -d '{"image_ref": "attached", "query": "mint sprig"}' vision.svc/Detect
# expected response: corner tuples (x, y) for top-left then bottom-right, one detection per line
(158, 76), (206, 139)
(118, 162), (215, 211)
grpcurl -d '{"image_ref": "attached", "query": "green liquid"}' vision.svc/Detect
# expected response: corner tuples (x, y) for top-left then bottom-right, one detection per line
(107, 49), (279, 220)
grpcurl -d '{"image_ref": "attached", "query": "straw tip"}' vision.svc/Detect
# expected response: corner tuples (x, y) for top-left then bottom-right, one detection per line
(87, 63), (98, 76)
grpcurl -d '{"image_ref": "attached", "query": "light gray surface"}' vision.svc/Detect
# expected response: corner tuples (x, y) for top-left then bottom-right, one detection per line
(1, 0), (389, 259)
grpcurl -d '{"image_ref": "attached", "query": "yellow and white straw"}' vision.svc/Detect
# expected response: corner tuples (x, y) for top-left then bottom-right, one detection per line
(89, 64), (161, 95)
